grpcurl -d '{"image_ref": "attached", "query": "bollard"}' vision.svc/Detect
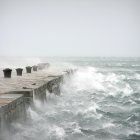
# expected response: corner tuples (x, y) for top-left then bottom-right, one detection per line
(26, 66), (32, 73)
(3, 68), (12, 78)
(16, 68), (23, 76)
(33, 65), (38, 71)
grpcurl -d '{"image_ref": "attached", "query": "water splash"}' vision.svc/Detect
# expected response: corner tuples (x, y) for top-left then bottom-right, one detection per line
(1, 58), (140, 140)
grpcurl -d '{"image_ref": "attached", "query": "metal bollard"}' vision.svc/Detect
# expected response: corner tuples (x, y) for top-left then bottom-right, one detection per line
(16, 68), (23, 76)
(33, 65), (38, 71)
(26, 66), (32, 73)
(3, 68), (12, 78)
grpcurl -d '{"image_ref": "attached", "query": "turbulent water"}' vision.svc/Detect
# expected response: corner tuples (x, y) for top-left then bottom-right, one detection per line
(1, 57), (140, 140)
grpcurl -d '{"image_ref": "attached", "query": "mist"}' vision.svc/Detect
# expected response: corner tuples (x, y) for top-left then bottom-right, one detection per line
(0, 0), (140, 57)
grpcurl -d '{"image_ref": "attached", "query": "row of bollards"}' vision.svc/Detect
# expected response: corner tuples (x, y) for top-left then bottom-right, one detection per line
(3, 65), (38, 78)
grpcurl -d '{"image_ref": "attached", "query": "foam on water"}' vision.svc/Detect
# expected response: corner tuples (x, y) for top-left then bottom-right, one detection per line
(1, 57), (140, 140)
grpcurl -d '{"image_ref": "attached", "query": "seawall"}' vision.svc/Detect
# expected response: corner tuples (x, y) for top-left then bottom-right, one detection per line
(0, 69), (65, 132)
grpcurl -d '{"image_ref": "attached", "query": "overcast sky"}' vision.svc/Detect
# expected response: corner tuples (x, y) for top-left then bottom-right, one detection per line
(0, 0), (140, 57)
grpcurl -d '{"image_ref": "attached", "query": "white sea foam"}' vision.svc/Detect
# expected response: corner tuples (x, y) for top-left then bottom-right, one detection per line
(66, 67), (105, 91)
(48, 125), (66, 139)
(102, 122), (115, 128)
(1, 58), (140, 140)
(63, 66), (134, 97)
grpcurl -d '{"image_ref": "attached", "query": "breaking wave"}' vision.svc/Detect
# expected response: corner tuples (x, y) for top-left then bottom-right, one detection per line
(1, 57), (140, 140)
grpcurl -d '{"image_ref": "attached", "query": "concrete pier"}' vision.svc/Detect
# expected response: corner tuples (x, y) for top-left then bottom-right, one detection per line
(0, 68), (65, 130)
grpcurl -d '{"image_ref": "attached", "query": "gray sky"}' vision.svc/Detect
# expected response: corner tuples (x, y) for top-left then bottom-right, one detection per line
(0, 0), (140, 57)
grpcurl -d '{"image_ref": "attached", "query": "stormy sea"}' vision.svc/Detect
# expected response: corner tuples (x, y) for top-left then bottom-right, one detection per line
(1, 57), (140, 140)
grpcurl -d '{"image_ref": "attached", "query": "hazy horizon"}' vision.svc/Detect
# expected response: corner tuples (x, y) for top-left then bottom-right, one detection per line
(0, 0), (140, 57)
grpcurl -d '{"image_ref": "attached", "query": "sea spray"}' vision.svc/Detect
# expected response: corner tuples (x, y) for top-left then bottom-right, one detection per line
(0, 57), (140, 140)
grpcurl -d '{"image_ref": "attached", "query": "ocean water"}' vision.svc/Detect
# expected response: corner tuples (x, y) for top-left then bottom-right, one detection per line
(1, 57), (140, 140)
